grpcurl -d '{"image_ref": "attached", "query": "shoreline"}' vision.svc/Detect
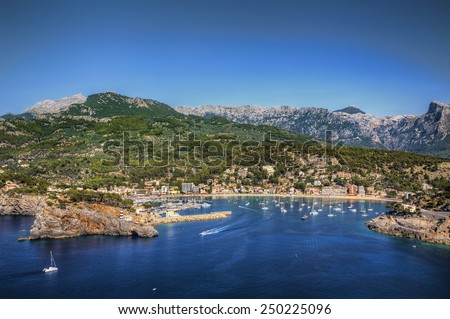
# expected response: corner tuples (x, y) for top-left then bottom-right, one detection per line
(134, 193), (397, 203)
(366, 212), (450, 246)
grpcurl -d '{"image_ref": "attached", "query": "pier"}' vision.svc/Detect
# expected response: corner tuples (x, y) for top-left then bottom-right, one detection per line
(153, 211), (232, 225)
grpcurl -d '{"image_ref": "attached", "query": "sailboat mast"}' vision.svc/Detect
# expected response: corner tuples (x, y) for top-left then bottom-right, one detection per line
(50, 251), (56, 267)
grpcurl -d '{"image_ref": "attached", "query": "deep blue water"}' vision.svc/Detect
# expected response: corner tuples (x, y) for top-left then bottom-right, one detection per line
(1, 197), (449, 299)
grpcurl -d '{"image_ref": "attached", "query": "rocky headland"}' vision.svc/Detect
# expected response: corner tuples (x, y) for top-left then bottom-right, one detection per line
(0, 194), (46, 216)
(29, 203), (158, 240)
(1, 194), (232, 240)
(0, 194), (158, 239)
(366, 211), (450, 246)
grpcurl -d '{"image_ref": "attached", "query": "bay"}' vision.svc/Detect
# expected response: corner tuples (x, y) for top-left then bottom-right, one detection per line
(1, 197), (449, 298)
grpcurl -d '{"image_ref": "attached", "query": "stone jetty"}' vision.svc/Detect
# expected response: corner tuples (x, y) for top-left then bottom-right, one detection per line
(153, 211), (232, 225)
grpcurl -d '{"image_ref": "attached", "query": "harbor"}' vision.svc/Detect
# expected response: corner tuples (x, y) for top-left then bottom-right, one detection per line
(2, 197), (450, 298)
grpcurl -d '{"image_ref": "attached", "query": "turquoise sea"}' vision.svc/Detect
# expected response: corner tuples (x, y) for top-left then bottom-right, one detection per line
(1, 197), (449, 298)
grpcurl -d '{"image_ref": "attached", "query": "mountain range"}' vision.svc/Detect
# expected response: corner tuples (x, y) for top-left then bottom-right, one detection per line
(1, 93), (449, 157)
(0, 92), (448, 204)
(176, 102), (450, 157)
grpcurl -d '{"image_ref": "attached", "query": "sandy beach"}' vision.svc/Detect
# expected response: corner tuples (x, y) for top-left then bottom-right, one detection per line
(137, 192), (398, 203)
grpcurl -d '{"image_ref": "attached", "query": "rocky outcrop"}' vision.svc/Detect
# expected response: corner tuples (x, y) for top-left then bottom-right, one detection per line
(176, 101), (450, 156)
(366, 213), (450, 246)
(29, 204), (158, 239)
(1, 194), (230, 240)
(333, 106), (366, 114)
(0, 195), (47, 216)
(23, 93), (87, 115)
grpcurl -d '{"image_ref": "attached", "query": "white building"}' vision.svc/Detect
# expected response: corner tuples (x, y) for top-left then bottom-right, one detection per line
(161, 185), (169, 194)
(357, 186), (366, 196)
(181, 183), (194, 193)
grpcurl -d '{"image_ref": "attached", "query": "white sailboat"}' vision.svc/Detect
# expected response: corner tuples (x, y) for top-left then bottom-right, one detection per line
(333, 200), (342, 212)
(43, 251), (58, 273)
(361, 204), (368, 216)
(327, 205), (335, 217)
(300, 198), (306, 207)
(309, 201), (318, 215)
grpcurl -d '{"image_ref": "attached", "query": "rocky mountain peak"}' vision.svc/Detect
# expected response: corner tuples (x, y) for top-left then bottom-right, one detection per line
(427, 101), (449, 115)
(334, 105), (366, 114)
(23, 93), (87, 115)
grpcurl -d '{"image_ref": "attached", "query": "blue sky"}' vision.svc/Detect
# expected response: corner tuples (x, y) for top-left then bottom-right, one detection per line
(1, 0), (449, 116)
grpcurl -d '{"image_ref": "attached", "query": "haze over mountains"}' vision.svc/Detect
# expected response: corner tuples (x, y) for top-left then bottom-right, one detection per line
(2, 93), (449, 157)
(176, 102), (450, 157)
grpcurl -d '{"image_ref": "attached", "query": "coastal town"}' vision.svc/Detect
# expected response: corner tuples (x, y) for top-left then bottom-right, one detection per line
(2, 0), (450, 306)
(2, 158), (443, 217)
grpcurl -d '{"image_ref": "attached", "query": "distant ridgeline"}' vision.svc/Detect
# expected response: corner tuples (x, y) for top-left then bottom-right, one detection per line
(0, 92), (449, 210)
(176, 101), (450, 157)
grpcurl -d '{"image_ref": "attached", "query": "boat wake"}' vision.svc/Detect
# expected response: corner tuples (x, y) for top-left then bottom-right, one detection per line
(200, 205), (272, 237)
(238, 205), (259, 213)
(199, 225), (230, 236)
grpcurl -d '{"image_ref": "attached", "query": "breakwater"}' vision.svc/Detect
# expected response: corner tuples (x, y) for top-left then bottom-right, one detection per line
(153, 211), (232, 225)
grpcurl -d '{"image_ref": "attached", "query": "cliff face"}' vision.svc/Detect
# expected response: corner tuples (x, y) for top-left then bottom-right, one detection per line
(366, 213), (450, 246)
(0, 194), (158, 239)
(176, 102), (450, 156)
(29, 204), (158, 239)
(0, 195), (47, 216)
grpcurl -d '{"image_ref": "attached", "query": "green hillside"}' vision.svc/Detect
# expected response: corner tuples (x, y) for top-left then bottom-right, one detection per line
(65, 92), (179, 118)
(0, 92), (448, 209)
(0, 92), (307, 185)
